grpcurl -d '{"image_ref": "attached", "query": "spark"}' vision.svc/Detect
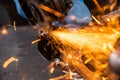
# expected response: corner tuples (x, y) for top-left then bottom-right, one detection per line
(48, 62), (55, 73)
(67, 54), (73, 59)
(39, 4), (65, 18)
(50, 67), (55, 74)
(46, 1), (120, 80)
(14, 0), (119, 79)
(3, 56), (18, 69)
(31, 39), (41, 44)
(13, 21), (17, 31)
(106, 18), (110, 22)
(84, 56), (93, 64)
(102, 77), (106, 80)
(50, 25), (120, 80)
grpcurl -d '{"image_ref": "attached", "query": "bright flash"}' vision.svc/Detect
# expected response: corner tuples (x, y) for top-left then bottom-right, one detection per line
(50, 24), (120, 80)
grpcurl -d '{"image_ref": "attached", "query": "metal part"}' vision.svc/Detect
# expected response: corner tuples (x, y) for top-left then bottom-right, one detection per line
(109, 52), (120, 75)
(19, 0), (73, 25)
(109, 38), (120, 75)
(37, 33), (61, 61)
(99, 9), (120, 23)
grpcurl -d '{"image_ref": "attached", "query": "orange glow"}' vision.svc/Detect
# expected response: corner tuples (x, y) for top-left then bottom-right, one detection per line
(48, 62), (55, 73)
(37, 0), (120, 79)
(91, 15), (101, 24)
(1, 28), (8, 35)
(50, 67), (55, 74)
(49, 21), (120, 79)
(39, 4), (65, 18)
(31, 39), (41, 44)
(13, 21), (17, 31)
(3, 57), (18, 69)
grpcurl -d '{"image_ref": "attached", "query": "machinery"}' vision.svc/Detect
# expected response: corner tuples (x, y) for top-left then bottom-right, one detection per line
(0, 0), (120, 80)
(1, 0), (120, 79)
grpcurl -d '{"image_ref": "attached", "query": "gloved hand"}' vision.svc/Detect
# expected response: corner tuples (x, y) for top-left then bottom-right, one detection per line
(64, 0), (92, 25)
(13, 0), (27, 19)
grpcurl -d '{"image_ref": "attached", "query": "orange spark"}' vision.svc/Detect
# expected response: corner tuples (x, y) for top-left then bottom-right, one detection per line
(50, 67), (55, 74)
(3, 56), (18, 69)
(39, 4), (65, 18)
(91, 15), (101, 24)
(1, 28), (8, 35)
(13, 21), (16, 31)
(39, 1), (120, 79)
(50, 24), (120, 80)
(31, 39), (41, 44)
(48, 62), (55, 73)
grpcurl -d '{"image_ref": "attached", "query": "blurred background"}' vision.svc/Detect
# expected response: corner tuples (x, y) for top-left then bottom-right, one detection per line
(0, 0), (120, 80)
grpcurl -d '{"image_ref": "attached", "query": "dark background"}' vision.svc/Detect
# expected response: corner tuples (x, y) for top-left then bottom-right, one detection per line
(0, 0), (28, 26)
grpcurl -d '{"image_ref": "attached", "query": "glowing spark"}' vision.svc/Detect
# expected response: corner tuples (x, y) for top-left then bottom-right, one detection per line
(69, 71), (74, 79)
(67, 54), (73, 59)
(50, 25), (120, 80)
(50, 67), (55, 74)
(106, 18), (110, 22)
(102, 77), (106, 80)
(39, 2), (120, 79)
(48, 62), (55, 73)
(103, 42), (107, 50)
(113, 29), (120, 37)
(107, 43), (115, 52)
(96, 63), (108, 70)
(91, 15), (101, 24)
(39, 4), (65, 18)
(31, 39), (41, 44)
(84, 56), (93, 64)
(1, 28), (8, 35)
(3, 56), (18, 69)
(13, 21), (16, 31)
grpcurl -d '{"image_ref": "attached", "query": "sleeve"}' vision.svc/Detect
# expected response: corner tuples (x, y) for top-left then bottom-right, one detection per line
(13, 0), (27, 19)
